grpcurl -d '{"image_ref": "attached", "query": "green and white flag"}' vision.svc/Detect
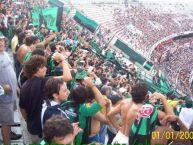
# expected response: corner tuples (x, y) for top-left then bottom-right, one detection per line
(48, 0), (64, 7)
(32, 6), (41, 26)
(42, 7), (59, 31)
(32, 12), (40, 26)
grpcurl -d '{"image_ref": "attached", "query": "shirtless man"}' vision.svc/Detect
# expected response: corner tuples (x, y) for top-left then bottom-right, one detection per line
(16, 36), (36, 65)
(17, 34), (56, 65)
(108, 83), (174, 145)
(107, 85), (144, 144)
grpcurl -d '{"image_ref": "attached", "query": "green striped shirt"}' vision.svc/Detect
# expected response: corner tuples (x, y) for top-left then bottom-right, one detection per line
(131, 104), (158, 135)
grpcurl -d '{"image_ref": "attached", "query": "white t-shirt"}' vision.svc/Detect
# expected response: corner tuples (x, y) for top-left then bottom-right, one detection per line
(179, 107), (193, 129)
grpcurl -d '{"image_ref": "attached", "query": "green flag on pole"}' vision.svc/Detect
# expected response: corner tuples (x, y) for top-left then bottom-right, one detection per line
(32, 6), (41, 26)
(42, 7), (59, 31)
(74, 11), (98, 33)
(32, 12), (40, 26)
(48, 0), (64, 7)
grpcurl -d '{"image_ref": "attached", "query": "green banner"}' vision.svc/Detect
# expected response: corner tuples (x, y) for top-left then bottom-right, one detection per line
(42, 7), (59, 31)
(32, 6), (41, 26)
(32, 12), (40, 26)
(48, 0), (64, 7)
(114, 39), (146, 65)
(74, 11), (98, 33)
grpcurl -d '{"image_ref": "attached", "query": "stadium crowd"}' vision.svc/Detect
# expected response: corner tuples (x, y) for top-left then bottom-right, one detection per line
(151, 37), (193, 96)
(0, 0), (193, 145)
(110, 4), (193, 55)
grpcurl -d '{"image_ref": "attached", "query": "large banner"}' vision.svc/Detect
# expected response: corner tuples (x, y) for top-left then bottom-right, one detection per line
(114, 39), (146, 65)
(48, 0), (64, 7)
(74, 11), (98, 33)
(42, 7), (63, 31)
(32, 12), (40, 26)
(32, 6), (41, 26)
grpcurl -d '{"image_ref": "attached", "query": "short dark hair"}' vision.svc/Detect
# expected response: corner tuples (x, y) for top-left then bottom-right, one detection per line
(31, 36), (39, 44)
(131, 83), (148, 104)
(25, 36), (34, 46)
(101, 85), (111, 96)
(25, 36), (39, 46)
(166, 91), (176, 100)
(49, 42), (57, 52)
(32, 48), (45, 56)
(18, 32), (26, 45)
(70, 86), (90, 104)
(109, 94), (122, 105)
(15, 28), (22, 35)
(43, 116), (73, 144)
(27, 25), (34, 30)
(23, 55), (46, 78)
(44, 78), (64, 100)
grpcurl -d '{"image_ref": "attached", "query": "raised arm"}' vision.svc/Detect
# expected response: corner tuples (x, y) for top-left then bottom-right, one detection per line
(83, 77), (106, 107)
(52, 52), (72, 82)
(160, 115), (189, 143)
(42, 34), (56, 46)
(152, 92), (174, 120)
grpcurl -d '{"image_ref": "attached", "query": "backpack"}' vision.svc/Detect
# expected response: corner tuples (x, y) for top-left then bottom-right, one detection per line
(60, 101), (79, 123)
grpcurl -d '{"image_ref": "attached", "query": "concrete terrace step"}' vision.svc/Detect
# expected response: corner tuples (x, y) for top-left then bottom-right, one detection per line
(0, 110), (24, 145)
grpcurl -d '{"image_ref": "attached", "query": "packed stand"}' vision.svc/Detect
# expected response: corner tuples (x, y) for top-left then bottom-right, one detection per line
(78, 3), (193, 56)
(151, 37), (193, 96)
(112, 4), (193, 56)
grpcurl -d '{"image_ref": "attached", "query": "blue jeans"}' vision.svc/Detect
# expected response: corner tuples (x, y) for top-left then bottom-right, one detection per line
(99, 124), (107, 144)
(88, 134), (101, 143)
